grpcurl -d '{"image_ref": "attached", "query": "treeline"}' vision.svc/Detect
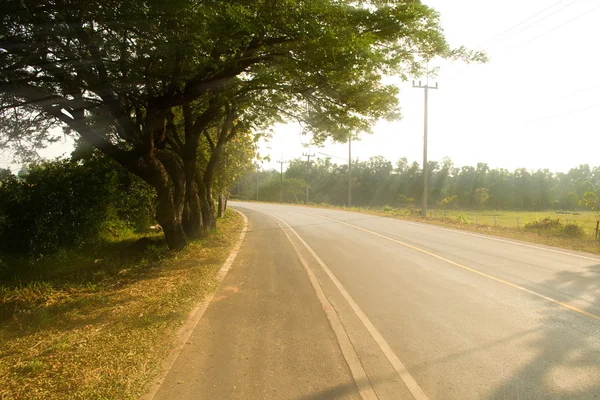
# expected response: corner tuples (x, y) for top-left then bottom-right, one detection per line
(233, 156), (600, 211)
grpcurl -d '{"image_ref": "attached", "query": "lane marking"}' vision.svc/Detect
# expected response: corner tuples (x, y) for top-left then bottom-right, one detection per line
(311, 213), (600, 323)
(268, 215), (379, 400)
(309, 209), (600, 262)
(143, 210), (248, 400)
(264, 211), (429, 400)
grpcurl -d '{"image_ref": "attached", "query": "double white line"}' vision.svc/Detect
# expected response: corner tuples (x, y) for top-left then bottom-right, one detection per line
(264, 211), (429, 400)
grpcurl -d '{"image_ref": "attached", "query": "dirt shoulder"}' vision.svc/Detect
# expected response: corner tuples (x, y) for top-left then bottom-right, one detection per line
(0, 210), (245, 400)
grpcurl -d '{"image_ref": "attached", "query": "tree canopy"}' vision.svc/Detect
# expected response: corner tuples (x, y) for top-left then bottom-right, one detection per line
(1, 0), (483, 248)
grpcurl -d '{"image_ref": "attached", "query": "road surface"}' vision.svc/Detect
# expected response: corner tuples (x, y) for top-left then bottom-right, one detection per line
(152, 202), (600, 400)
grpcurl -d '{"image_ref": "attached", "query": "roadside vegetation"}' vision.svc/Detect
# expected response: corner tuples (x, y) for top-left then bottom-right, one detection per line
(0, 210), (243, 400)
(234, 156), (600, 254)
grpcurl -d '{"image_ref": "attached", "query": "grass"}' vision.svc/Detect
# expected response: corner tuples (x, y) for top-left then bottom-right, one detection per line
(0, 210), (244, 400)
(426, 209), (600, 235)
(333, 205), (600, 255)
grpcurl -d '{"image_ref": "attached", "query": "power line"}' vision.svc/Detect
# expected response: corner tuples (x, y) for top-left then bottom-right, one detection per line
(501, 0), (582, 42)
(525, 105), (599, 124)
(528, 5), (600, 42)
(475, 0), (569, 49)
(317, 152), (347, 161)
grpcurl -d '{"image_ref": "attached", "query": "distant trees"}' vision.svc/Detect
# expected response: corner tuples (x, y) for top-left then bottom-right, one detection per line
(233, 157), (600, 212)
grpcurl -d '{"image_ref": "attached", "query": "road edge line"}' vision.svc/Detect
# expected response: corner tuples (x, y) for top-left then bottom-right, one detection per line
(264, 211), (429, 400)
(266, 213), (379, 400)
(230, 202), (600, 262)
(312, 213), (600, 323)
(140, 209), (249, 400)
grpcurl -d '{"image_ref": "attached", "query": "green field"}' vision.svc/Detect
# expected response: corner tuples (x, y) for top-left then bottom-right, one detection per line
(429, 209), (600, 235)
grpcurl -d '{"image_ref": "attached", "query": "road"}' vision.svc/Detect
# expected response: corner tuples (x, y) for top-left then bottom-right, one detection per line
(152, 202), (600, 400)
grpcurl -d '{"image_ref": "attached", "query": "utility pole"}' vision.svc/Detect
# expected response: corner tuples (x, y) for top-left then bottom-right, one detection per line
(302, 152), (315, 204)
(348, 135), (352, 207)
(277, 154), (288, 203)
(413, 76), (438, 217)
(254, 162), (260, 201)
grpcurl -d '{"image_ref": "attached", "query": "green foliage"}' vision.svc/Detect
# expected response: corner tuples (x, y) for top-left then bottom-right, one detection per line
(437, 195), (458, 210)
(0, 158), (154, 257)
(523, 217), (584, 238)
(235, 157), (600, 215)
(473, 188), (490, 208)
(579, 192), (598, 211)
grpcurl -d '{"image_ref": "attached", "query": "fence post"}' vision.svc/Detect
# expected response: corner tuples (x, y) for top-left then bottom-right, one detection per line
(494, 215), (497, 227)
(476, 215), (478, 225)
(596, 221), (599, 240)
(517, 216), (520, 229)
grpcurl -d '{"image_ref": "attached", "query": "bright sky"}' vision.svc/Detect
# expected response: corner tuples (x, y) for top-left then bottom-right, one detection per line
(260, 0), (600, 173)
(1, 0), (598, 173)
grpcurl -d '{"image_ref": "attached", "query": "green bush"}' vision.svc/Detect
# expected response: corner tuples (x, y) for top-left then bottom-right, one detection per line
(0, 157), (155, 257)
(524, 217), (584, 238)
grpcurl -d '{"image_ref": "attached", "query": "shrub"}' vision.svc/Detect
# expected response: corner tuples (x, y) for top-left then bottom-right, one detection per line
(524, 217), (562, 231)
(0, 158), (155, 257)
(524, 217), (584, 238)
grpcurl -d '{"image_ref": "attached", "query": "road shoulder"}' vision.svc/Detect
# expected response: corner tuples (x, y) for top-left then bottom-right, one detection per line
(151, 206), (361, 400)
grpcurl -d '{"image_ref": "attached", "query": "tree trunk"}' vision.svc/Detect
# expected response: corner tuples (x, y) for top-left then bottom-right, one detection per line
(182, 156), (204, 238)
(182, 179), (204, 238)
(224, 192), (229, 211)
(217, 193), (224, 218)
(155, 186), (187, 250)
(152, 151), (188, 250)
(197, 178), (216, 229)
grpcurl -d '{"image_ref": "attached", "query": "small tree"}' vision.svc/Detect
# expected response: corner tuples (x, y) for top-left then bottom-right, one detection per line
(437, 195), (458, 216)
(473, 188), (490, 209)
(579, 192), (598, 211)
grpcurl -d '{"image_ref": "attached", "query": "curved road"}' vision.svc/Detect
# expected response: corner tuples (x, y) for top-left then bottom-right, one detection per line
(153, 202), (600, 400)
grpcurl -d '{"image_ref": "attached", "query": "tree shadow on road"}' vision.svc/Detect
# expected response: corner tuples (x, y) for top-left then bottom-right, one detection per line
(488, 264), (600, 400)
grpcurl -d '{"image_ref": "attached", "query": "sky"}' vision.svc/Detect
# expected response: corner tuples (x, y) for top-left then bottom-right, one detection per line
(259, 0), (600, 173)
(2, 0), (598, 173)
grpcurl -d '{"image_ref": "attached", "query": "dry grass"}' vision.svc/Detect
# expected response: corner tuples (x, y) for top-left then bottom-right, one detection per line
(0, 210), (244, 400)
(321, 205), (600, 256)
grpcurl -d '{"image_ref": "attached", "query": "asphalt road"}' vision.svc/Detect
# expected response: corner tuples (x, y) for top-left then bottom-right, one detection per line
(153, 202), (600, 400)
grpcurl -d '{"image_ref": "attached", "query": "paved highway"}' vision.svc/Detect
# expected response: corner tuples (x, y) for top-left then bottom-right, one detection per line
(153, 202), (600, 400)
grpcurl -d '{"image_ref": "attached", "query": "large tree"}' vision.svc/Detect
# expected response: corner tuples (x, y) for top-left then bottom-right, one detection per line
(1, 0), (481, 249)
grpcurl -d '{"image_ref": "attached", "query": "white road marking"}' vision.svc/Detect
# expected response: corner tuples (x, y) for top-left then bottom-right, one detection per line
(313, 213), (600, 323)
(309, 209), (600, 262)
(142, 210), (248, 400)
(268, 215), (379, 400)
(264, 211), (429, 400)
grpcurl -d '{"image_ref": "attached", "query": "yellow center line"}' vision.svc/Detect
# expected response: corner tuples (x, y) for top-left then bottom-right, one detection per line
(311, 213), (600, 323)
